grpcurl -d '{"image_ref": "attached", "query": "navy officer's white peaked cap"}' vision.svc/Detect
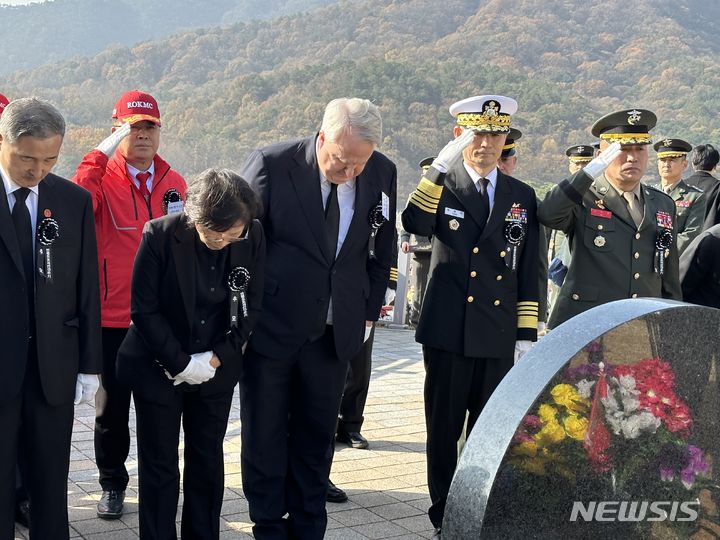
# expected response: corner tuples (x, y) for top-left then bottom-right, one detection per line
(449, 95), (518, 133)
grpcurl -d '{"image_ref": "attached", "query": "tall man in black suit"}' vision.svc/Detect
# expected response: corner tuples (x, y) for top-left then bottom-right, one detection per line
(240, 97), (397, 540)
(0, 98), (102, 539)
(402, 95), (539, 539)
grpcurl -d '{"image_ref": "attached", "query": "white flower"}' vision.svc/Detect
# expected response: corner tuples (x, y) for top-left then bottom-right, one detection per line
(576, 379), (595, 399)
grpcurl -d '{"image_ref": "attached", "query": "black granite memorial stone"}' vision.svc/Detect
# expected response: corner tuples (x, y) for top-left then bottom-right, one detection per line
(444, 299), (720, 539)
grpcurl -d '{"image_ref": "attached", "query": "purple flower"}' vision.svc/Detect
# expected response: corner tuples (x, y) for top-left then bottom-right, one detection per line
(659, 465), (674, 482)
(680, 445), (710, 489)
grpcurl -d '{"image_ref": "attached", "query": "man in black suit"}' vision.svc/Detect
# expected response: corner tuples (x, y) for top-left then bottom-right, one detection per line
(0, 97), (102, 539)
(402, 95), (539, 539)
(240, 97), (396, 540)
(685, 144), (719, 193)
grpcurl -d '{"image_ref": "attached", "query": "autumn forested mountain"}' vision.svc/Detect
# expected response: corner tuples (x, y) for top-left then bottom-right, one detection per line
(0, 0), (337, 75)
(3, 0), (720, 199)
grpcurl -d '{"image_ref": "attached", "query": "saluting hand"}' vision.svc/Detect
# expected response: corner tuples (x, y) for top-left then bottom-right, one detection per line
(432, 128), (476, 173)
(583, 141), (622, 180)
(96, 122), (131, 157)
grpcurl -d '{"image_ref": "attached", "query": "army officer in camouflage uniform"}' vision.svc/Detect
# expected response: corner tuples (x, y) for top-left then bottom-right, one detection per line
(402, 95), (539, 538)
(538, 109), (682, 328)
(653, 138), (705, 254)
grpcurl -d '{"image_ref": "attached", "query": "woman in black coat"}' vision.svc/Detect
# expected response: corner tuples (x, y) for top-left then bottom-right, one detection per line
(117, 168), (265, 539)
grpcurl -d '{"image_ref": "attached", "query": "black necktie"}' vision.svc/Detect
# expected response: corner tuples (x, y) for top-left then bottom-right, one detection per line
(478, 177), (490, 225)
(12, 187), (35, 313)
(325, 183), (340, 259)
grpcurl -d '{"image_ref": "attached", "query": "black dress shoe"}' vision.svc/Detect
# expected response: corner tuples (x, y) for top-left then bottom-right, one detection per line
(326, 480), (348, 503)
(336, 431), (369, 449)
(14, 499), (30, 528)
(97, 489), (125, 519)
(431, 526), (441, 540)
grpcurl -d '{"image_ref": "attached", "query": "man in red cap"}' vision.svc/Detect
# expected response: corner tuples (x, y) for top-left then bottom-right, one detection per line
(73, 90), (186, 519)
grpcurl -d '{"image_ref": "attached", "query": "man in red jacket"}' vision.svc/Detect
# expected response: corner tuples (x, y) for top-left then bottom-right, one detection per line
(72, 90), (187, 519)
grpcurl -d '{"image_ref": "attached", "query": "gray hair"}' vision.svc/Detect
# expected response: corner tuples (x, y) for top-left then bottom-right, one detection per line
(185, 168), (261, 231)
(320, 98), (382, 146)
(0, 97), (66, 144)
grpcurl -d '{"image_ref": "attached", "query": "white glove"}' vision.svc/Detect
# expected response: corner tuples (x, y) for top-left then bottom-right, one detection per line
(364, 323), (373, 342)
(74, 374), (100, 406)
(432, 128), (476, 173)
(385, 287), (396, 306)
(582, 142), (622, 180)
(95, 122), (131, 157)
(174, 351), (217, 386)
(537, 321), (547, 337)
(513, 340), (533, 364)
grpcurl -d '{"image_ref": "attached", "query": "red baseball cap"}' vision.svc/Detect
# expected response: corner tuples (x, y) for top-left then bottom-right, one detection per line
(112, 90), (161, 126)
(0, 93), (9, 117)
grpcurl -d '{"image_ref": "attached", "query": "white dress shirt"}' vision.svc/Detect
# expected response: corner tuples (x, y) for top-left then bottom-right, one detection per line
(463, 162), (498, 213)
(127, 162), (156, 192)
(316, 138), (357, 324)
(2, 164), (39, 249)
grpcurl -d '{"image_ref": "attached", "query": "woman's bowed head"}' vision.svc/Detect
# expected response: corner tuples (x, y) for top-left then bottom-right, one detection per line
(185, 167), (262, 251)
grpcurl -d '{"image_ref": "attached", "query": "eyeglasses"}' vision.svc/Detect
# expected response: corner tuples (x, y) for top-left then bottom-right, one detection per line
(197, 225), (246, 244)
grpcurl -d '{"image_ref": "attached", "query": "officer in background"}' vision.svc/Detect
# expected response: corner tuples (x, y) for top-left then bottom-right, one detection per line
(402, 95), (539, 538)
(652, 138), (704, 254)
(400, 157), (434, 326)
(539, 109), (682, 328)
(497, 128), (520, 176)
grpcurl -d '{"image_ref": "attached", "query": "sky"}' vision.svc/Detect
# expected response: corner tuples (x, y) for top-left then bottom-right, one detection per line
(0, 0), (49, 4)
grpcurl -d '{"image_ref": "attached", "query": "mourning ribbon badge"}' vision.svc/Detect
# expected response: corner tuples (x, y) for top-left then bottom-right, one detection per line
(368, 201), (387, 260)
(654, 211), (673, 276)
(37, 217), (60, 283)
(228, 266), (251, 327)
(503, 204), (527, 271)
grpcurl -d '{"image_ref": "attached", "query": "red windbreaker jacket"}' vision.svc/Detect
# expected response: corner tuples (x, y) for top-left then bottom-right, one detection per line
(73, 149), (187, 327)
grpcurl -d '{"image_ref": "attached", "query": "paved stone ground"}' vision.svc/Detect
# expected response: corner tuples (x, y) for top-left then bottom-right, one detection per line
(15, 326), (434, 539)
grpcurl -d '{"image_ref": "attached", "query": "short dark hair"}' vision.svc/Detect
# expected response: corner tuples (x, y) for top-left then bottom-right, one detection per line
(691, 144), (719, 171)
(184, 168), (261, 231)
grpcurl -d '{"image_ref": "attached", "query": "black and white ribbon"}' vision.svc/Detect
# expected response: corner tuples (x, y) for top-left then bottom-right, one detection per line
(228, 266), (251, 326)
(37, 218), (60, 283)
(368, 203), (387, 260)
(654, 229), (673, 276)
(503, 221), (526, 271)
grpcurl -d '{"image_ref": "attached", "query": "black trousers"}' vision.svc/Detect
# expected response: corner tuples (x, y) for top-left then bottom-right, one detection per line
(422, 346), (513, 529)
(240, 326), (349, 540)
(338, 325), (375, 434)
(134, 388), (234, 540)
(0, 347), (74, 540)
(94, 327), (131, 491)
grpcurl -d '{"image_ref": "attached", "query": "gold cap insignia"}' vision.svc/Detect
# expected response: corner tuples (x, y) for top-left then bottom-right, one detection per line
(627, 109), (642, 125)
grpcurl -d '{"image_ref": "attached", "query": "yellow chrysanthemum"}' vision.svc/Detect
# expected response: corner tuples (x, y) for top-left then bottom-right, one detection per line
(563, 414), (589, 441)
(551, 384), (589, 413)
(538, 404), (558, 423)
(534, 421), (566, 446)
(511, 441), (538, 458)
